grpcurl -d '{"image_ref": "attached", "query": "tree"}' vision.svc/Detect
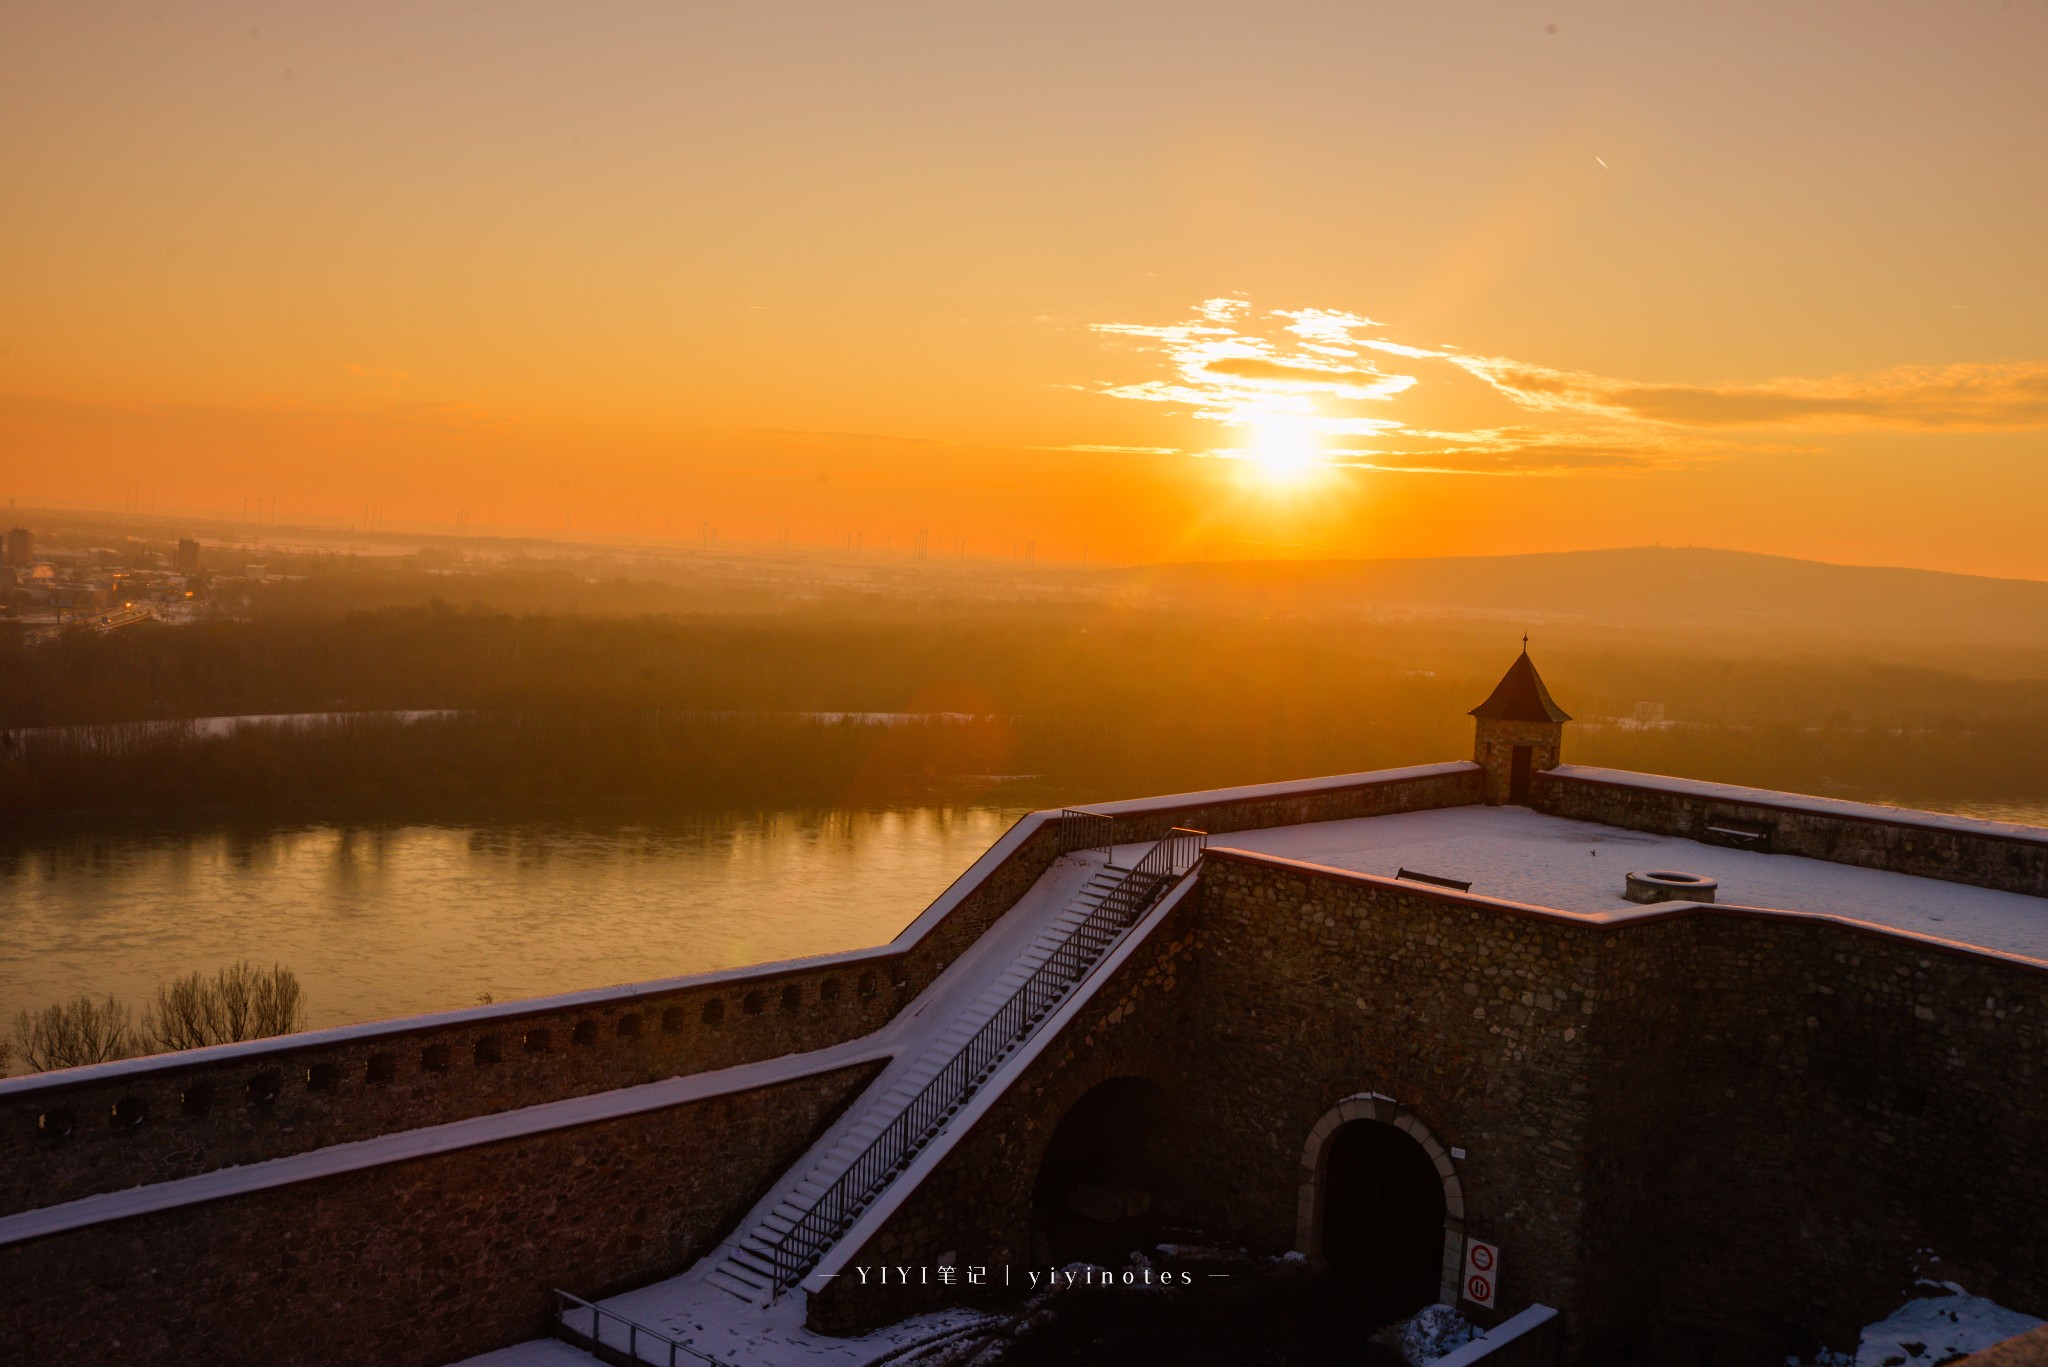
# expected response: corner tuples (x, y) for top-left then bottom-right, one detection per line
(12, 995), (136, 1071)
(142, 961), (306, 1052)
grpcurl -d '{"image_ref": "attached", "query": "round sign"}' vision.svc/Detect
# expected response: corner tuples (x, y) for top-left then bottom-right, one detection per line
(1469, 1244), (1495, 1272)
(1468, 1273), (1493, 1302)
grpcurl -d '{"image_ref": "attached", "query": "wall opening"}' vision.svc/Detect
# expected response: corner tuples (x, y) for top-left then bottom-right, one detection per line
(1509, 745), (1534, 804)
(1319, 1121), (1446, 1314)
(1030, 1077), (1182, 1267)
(1298, 1095), (1464, 1310)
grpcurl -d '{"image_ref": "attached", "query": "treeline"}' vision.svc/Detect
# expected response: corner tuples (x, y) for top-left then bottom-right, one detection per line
(10, 603), (2048, 733)
(4, 605), (2048, 819)
(0, 712), (1028, 818)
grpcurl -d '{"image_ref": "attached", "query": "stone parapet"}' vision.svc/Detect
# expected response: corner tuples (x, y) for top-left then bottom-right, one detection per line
(0, 1058), (882, 1367)
(1534, 766), (2048, 896)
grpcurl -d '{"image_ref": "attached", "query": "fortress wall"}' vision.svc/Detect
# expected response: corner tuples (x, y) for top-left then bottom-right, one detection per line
(1581, 909), (2048, 1358)
(1179, 853), (1600, 1321)
(0, 1058), (883, 1367)
(1534, 768), (2048, 897)
(0, 764), (1480, 1222)
(1090, 761), (1484, 844)
(0, 952), (909, 1218)
(808, 843), (1600, 1335)
(811, 849), (2048, 1360)
(806, 894), (1204, 1334)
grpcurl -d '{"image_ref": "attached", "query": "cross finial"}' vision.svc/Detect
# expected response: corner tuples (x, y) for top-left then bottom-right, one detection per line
(1521, 631), (1529, 652)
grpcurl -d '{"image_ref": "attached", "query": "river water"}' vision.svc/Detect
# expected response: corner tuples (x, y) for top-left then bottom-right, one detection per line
(6, 794), (2043, 1058)
(0, 807), (1026, 1039)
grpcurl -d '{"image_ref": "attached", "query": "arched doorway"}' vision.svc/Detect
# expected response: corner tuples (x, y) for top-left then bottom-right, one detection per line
(1031, 1076), (1179, 1267)
(1319, 1121), (1446, 1309)
(1297, 1094), (1464, 1309)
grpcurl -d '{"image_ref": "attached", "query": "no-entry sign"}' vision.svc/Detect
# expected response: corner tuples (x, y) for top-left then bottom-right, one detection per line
(1461, 1237), (1500, 1309)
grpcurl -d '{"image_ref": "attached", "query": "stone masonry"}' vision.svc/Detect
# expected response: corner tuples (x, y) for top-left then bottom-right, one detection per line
(0, 1059), (882, 1367)
(812, 849), (2048, 1364)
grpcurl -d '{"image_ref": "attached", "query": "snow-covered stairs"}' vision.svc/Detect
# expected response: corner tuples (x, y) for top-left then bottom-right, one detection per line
(704, 863), (1141, 1303)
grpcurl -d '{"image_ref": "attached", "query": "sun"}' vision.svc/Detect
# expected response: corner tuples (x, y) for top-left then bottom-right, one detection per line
(1241, 415), (1323, 485)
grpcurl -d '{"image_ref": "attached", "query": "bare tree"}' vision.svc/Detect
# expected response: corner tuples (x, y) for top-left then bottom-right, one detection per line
(13, 995), (136, 1072)
(142, 962), (306, 1052)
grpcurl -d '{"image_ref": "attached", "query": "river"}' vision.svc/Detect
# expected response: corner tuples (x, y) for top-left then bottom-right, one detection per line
(0, 807), (1026, 1041)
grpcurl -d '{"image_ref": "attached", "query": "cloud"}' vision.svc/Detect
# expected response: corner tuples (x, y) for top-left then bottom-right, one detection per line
(343, 363), (409, 382)
(1454, 357), (2048, 432)
(1081, 298), (2048, 477)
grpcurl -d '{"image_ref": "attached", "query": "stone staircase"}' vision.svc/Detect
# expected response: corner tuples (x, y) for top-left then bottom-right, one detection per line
(703, 859), (1161, 1303)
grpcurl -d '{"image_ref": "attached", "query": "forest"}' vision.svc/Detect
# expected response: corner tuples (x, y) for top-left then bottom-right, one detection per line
(5, 598), (2048, 822)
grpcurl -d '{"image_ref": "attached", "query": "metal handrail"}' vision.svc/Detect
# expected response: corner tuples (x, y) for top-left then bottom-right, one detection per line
(764, 829), (1207, 1294)
(552, 1288), (729, 1367)
(1056, 808), (1114, 856)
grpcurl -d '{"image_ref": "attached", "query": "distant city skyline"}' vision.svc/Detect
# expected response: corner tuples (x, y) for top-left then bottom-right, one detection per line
(3, 2), (2045, 575)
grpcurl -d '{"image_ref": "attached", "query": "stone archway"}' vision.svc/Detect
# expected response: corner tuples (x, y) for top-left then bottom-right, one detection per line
(1030, 1076), (1180, 1267)
(1296, 1093), (1465, 1306)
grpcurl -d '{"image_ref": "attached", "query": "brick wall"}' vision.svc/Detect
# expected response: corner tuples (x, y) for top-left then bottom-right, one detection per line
(0, 1059), (882, 1367)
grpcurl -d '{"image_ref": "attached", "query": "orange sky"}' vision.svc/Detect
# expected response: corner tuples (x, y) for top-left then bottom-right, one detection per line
(3, 2), (2046, 573)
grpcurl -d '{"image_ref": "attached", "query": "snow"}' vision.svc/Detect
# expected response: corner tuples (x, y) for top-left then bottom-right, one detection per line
(0, 811), (1061, 1099)
(1427, 1305), (1558, 1367)
(0, 936), (907, 1098)
(1080, 761), (1478, 817)
(442, 859), (1199, 1367)
(457, 1297), (993, 1367)
(0, 847), (1124, 1251)
(1793, 1284), (2044, 1366)
(1552, 766), (2048, 847)
(0, 1034), (895, 1249)
(802, 873), (1199, 1294)
(1382, 1303), (1479, 1363)
(1214, 805), (2048, 962)
(0, 761), (1467, 1099)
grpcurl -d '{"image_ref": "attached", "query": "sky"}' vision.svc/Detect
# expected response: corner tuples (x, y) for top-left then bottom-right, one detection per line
(3, 1), (2046, 574)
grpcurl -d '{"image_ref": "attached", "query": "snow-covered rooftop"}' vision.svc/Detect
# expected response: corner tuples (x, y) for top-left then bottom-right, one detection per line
(1198, 805), (2048, 962)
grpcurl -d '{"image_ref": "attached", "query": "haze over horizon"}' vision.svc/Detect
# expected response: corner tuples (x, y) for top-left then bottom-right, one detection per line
(5, 2), (2046, 576)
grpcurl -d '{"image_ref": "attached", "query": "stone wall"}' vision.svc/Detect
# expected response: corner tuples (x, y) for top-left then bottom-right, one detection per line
(807, 895), (1203, 1333)
(1096, 763), (1483, 845)
(0, 765), (1482, 1225)
(0, 1059), (882, 1367)
(0, 952), (908, 1219)
(0, 812), (1073, 1220)
(1534, 768), (2048, 897)
(807, 849), (2048, 1364)
(1475, 718), (1563, 805)
(1580, 908), (2048, 1360)
(810, 848), (1600, 1334)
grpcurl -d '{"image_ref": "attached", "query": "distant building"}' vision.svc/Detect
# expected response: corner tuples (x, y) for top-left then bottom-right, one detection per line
(174, 538), (201, 576)
(3, 527), (30, 569)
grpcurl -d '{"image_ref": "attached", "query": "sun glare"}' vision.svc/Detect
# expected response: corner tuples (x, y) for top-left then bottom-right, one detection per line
(1242, 416), (1323, 485)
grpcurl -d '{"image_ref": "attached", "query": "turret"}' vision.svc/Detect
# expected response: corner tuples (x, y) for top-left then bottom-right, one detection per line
(1469, 643), (1571, 805)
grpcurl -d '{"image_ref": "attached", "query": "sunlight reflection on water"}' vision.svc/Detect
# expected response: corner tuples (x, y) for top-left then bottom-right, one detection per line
(0, 807), (1025, 1032)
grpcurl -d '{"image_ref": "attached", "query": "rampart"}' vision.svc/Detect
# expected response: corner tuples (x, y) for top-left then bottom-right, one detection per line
(0, 1057), (883, 1367)
(808, 846), (2048, 1362)
(1536, 765), (2048, 897)
(0, 762), (1484, 1362)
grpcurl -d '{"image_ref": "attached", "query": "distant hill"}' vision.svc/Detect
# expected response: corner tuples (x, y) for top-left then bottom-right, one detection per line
(1115, 548), (2048, 655)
